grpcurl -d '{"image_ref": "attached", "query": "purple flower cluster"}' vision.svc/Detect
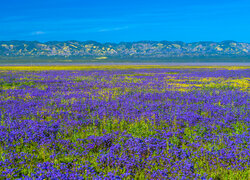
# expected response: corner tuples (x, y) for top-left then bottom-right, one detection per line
(0, 68), (249, 179)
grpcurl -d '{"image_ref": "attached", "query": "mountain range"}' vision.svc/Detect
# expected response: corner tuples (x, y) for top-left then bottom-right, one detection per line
(0, 40), (249, 62)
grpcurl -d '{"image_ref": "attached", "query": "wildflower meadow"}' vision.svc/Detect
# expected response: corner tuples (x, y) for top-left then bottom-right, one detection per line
(0, 66), (249, 179)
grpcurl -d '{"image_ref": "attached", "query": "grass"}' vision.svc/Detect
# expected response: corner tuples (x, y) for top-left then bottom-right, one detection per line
(0, 65), (249, 71)
(0, 66), (249, 179)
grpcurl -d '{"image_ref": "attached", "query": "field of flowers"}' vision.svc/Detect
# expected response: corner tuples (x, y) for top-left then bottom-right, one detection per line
(0, 66), (249, 179)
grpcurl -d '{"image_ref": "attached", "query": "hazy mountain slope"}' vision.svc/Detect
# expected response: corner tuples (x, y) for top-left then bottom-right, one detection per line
(0, 40), (249, 59)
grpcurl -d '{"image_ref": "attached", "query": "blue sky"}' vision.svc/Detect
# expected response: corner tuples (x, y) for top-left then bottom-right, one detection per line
(0, 0), (249, 42)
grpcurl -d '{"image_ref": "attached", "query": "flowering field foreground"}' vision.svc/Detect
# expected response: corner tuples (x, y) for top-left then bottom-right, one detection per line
(0, 67), (249, 179)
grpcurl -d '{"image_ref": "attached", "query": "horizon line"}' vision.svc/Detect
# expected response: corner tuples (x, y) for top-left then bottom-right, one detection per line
(0, 39), (248, 44)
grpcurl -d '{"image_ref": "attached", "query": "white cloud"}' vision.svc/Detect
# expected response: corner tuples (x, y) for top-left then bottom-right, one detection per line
(98, 26), (129, 32)
(31, 31), (46, 35)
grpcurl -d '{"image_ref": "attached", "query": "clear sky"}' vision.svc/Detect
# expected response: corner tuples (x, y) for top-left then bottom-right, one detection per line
(0, 0), (249, 42)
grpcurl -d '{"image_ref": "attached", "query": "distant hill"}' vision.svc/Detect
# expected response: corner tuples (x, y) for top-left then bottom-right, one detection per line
(0, 40), (249, 62)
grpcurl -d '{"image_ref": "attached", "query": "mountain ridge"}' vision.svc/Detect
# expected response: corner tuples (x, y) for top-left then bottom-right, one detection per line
(0, 40), (249, 60)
